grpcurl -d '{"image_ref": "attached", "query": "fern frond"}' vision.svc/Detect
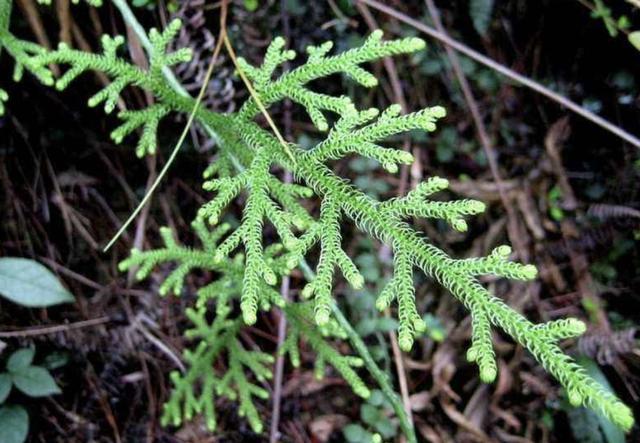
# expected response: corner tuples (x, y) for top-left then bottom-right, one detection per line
(120, 219), (372, 431)
(451, 277), (632, 428)
(111, 105), (170, 157)
(197, 146), (315, 324)
(0, 0), (53, 86)
(451, 245), (537, 280)
(162, 306), (273, 433)
(119, 216), (374, 432)
(25, 19), (192, 156)
(380, 176), (487, 232)
(301, 195), (364, 324)
(118, 219), (231, 297)
(376, 249), (425, 351)
(8, 9), (629, 431)
(32, 21), (191, 107)
(308, 105), (446, 171)
(228, 115), (633, 430)
(118, 217), (285, 314)
(237, 30), (427, 131)
(283, 302), (371, 398)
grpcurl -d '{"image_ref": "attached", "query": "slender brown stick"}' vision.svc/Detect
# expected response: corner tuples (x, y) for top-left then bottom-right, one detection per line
(358, 0), (640, 150)
(0, 316), (110, 338)
(387, 309), (414, 433)
(270, 273), (290, 443)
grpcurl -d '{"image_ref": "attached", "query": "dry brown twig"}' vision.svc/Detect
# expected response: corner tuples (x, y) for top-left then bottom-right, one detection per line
(0, 317), (110, 338)
(55, 0), (71, 45)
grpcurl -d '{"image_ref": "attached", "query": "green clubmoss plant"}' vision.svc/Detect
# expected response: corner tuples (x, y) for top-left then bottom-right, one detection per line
(0, 0), (634, 436)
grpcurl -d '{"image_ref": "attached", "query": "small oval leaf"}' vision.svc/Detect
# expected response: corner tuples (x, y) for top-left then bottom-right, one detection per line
(7, 348), (35, 373)
(11, 366), (61, 397)
(343, 424), (368, 443)
(0, 258), (75, 307)
(0, 405), (29, 443)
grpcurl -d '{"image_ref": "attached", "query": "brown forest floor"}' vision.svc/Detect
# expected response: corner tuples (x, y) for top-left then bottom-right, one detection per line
(1, 0), (640, 442)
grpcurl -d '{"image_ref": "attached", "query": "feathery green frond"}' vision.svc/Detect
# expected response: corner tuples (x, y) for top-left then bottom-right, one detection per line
(284, 302), (371, 398)
(380, 175), (486, 232)
(308, 105), (445, 171)
(197, 144), (316, 324)
(0, 0), (53, 88)
(376, 249), (425, 351)
(111, 105), (171, 157)
(118, 218), (284, 313)
(262, 132), (632, 430)
(5, 3), (632, 433)
(301, 195), (364, 325)
(237, 30), (427, 131)
(119, 218), (371, 432)
(162, 306), (273, 433)
(117, 25), (634, 431)
(24, 18), (193, 157)
(448, 276), (633, 429)
(119, 221), (223, 297)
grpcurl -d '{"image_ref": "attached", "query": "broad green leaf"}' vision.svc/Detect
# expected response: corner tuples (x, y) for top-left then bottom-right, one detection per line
(374, 416), (397, 439)
(7, 348), (35, 373)
(361, 403), (380, 425)
(0, 374), (12, 403)
(343, 424), (367, 442)
(470, 0), (495, 37)
(12, 366), (61, 397)
(629, 31), (640, 51)
(0, 258), (75, 307)
(0, 405), (29, 443)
